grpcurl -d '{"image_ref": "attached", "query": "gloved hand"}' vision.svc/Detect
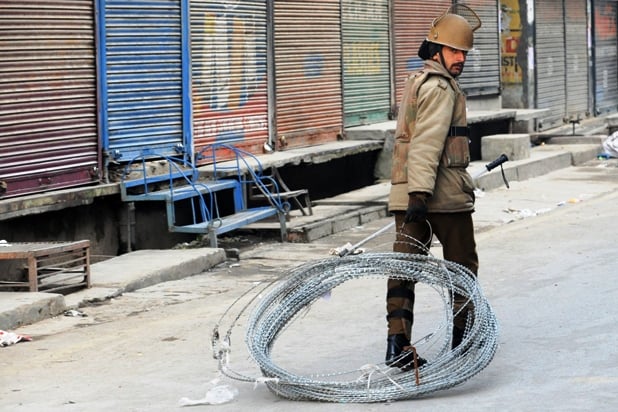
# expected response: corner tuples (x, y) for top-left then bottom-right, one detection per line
(404, 193), (428, 223)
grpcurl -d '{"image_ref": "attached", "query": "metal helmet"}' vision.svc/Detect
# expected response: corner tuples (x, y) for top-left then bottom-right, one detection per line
(426, 5), (481, 52)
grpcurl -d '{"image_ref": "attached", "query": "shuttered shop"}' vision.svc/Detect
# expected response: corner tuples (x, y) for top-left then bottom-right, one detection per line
(341, 0), (391, 127)
(565, 0), (590, 119)
(455, 0), (501, 96)
(274, 0), (342, 149)
(0, 1), (99, 198)
(392, 0), (451, 109)
(191, 1), (269, 158)
(593, 0), (618, 114)
(98, 0), (191, 163)
(535, 0), (567, 129)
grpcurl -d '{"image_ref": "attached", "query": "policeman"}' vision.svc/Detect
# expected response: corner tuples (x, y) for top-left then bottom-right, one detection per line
(385, 5), (482, 370)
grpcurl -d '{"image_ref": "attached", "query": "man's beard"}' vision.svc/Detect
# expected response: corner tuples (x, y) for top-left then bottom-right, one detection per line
(449, 64), (464, 77)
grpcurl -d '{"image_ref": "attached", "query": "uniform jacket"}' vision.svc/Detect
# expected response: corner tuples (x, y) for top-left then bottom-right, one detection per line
(388, 60), (475, 213)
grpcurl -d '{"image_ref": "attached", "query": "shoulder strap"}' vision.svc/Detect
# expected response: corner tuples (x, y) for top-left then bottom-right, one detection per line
(407, 70), (430, 100)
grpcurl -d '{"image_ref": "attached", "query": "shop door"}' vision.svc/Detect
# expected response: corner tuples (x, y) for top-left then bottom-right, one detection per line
(535, 0), (567, 129)
(341, 0), (391, 126)
(593, 0), (618, 114)
(97, 0), (192, 163)
(455, 0), (501, 96)
(565, 0), (591, 120)
(191, 0), (270, 158)
(0, 1), (99, 198)
(392, 0), (451, 111)
(273, 0), (343, 149)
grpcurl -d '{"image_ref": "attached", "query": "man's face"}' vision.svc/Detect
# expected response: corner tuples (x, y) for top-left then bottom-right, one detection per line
(434, 46), (468, 77)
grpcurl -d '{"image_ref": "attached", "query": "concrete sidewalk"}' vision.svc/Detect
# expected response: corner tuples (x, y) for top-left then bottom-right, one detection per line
(0, 139), (608, 331)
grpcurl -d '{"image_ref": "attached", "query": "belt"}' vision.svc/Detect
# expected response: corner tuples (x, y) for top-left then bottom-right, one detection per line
(448, 126), (470, 137)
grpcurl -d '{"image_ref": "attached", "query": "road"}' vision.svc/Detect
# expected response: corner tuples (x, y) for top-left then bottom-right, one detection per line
(2, 162), (618, 411)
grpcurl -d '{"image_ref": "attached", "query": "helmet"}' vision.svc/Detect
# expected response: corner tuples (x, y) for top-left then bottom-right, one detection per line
(426, 5), (481, 52)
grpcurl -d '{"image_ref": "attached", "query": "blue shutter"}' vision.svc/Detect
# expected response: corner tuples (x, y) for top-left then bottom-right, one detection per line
(98, 0), (192, 162)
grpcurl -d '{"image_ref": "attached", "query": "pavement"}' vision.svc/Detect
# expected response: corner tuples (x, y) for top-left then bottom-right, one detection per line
(0, 125), (612, 331)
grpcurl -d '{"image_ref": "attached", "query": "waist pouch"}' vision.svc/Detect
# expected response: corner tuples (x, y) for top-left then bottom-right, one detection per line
(441, 127), (470, 168)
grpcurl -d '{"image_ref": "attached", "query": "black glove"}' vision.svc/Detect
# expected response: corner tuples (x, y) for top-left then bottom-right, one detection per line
(404, 193), (428, 223)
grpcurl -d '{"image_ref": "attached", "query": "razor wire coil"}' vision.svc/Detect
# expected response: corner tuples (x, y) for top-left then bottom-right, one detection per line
(211, 251), (499, 403)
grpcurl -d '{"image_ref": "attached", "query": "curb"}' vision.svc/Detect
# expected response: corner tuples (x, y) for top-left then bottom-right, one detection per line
(473, 144), (602, 191)
(0, 248), (226, 330)
(288, 204), (389, 243)
(0, 292), (65, 330)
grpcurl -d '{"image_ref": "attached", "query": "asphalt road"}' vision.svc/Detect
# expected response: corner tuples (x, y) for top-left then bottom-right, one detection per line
(2, 161), (618, 411)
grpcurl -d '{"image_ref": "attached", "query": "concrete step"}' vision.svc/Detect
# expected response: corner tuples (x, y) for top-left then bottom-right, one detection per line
(121, 179), (239, 202)
(172, 206), (284, 247)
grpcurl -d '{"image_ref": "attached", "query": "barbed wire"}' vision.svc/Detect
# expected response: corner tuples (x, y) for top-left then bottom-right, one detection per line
(211, 250), (499, 403)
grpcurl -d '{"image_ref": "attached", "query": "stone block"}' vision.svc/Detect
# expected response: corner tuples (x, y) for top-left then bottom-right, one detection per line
(481, 133), (531, 161)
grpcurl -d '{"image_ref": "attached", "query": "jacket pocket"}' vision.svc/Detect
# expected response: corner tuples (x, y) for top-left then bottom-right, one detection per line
(461, 170), (476, 204)
(391, 138), (409, 184)
(441, 135), (470, 168)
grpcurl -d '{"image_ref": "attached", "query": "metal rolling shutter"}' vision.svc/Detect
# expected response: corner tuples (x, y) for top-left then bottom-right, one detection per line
(98, 0), (191, 163)
(392, 0), (451, 110)
(0, 0), (99, 198)
(341, 0), (391, 127)
(565, 0), (590, 120)
(190, 1), (269, 158)
(455, 0), (501, 96)
(535, 0), (567, 129)
(274, 0), (343, 149)
(593, 0), (618, 114)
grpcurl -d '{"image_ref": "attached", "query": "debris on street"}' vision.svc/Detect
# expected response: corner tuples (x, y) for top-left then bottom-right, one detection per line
(0, 330), (32, 347)
(64, 309), (87, 317)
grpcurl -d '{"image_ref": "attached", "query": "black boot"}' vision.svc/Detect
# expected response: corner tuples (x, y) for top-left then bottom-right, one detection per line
(385, 334), (427, 370)
(452, 327), (465, 349)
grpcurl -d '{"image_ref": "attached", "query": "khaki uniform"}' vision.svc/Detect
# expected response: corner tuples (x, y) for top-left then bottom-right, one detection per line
(386, 60), (478, 339)
(388, 60), (475, 213)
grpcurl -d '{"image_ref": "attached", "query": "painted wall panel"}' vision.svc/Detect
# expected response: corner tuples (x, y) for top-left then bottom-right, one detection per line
(191, 0), (269, 158)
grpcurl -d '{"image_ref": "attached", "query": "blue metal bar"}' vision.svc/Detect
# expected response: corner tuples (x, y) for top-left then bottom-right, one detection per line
(95, 0), (110, 154)
(181, 0), (194, 163)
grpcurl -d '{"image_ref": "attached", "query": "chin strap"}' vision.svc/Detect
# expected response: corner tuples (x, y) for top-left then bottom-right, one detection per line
(438, 50), (447, 70)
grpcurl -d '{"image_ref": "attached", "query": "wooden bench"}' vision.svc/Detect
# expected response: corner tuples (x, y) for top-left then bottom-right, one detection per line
(0, 240), (91, 293)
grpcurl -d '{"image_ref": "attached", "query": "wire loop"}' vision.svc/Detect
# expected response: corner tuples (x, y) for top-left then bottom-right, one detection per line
(213, 251), (499, 403)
